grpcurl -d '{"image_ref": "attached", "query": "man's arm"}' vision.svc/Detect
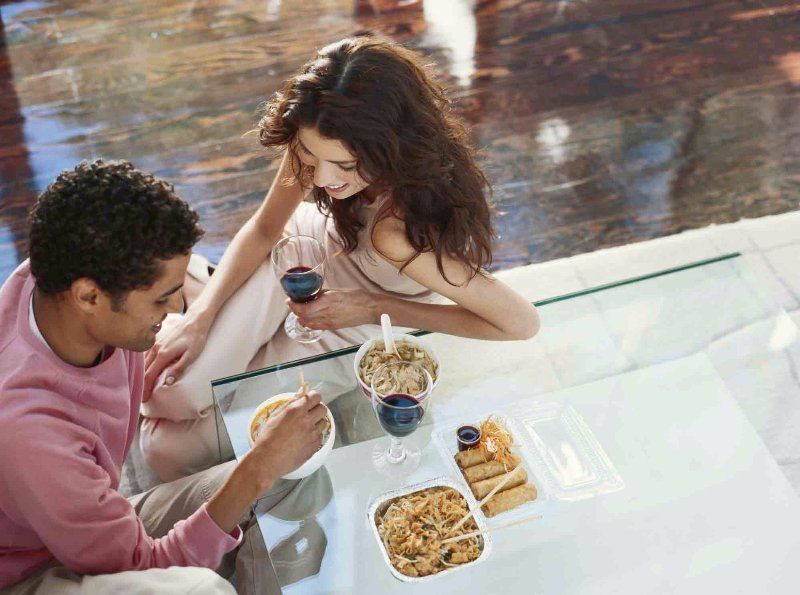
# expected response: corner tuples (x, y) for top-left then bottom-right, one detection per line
(0, 417), (239, 575)
(0, 390), (328, 577)
(206, 391), (328, 533)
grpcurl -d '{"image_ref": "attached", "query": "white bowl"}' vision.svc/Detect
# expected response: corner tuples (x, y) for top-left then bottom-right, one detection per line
(247, 392), (336, 480)
(353, 332), (441, 399)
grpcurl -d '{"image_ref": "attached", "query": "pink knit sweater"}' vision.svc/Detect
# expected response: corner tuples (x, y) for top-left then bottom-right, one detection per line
(0, 262), (240, 589)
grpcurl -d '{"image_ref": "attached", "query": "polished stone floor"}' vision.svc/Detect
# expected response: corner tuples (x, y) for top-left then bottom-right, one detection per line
(1, 0), (799, 281)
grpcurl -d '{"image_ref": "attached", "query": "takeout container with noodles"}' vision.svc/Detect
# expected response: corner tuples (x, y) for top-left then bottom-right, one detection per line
(368, 477), (492, 583)
(353, 332), (440, 399)
(248, 392), (335, 480)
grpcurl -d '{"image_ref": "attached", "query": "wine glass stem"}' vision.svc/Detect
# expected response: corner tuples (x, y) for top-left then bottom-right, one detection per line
(387, 437), (406, 464)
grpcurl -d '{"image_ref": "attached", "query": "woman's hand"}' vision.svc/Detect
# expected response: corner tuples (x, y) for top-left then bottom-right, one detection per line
(143, 313), (212, 400)
(287, 289), (378, 331)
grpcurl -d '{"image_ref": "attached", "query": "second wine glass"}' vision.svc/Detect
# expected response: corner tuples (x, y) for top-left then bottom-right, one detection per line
(370, 361), (433, 477)
(271, 234), (326, 343)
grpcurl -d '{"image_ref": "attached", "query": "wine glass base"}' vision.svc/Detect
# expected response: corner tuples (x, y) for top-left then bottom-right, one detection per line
(371, 439), (421, 477)
(285, 314), (323, 344)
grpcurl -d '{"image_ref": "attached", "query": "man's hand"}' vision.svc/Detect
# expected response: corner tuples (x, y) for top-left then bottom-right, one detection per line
(249, 390), (328, 484)
(206, 390), (328, 533)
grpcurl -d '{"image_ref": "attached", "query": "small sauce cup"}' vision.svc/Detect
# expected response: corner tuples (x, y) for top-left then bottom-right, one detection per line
(456, 425), (481, 451)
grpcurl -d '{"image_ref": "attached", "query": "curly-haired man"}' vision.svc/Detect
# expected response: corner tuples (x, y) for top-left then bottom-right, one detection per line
(0, 161), (326, 595)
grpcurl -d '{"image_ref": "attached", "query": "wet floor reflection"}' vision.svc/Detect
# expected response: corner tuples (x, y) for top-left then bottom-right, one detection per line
(1, 1), (799, 283)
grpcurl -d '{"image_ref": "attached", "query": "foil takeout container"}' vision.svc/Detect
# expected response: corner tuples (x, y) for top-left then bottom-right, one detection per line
(367, 477), (493, 583)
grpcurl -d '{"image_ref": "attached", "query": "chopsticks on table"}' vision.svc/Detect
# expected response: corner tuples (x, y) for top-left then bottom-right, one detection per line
(441, 512), (542, 545)
(449, 465), (519, 534)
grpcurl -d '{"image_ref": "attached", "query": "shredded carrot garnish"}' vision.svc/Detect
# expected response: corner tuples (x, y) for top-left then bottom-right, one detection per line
(478, 416), (515, 470)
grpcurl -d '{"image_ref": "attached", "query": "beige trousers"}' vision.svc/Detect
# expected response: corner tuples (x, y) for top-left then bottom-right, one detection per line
(2, 567), (234, 595)
(141, 203), (433, 482)
(0, 460), (298, 595)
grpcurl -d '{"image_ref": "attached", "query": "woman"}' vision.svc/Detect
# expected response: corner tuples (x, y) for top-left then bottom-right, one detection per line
(141, 37), (540, 481)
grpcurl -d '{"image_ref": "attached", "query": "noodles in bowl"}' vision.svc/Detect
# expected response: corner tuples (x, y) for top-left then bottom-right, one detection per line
(354, 334), (440, 398)
(249, 397), (331, 444)
(250, 398), (290, 442)
(247, 392), (335, 480)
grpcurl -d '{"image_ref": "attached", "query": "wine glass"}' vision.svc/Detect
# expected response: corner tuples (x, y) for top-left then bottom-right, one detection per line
(271, 234), (326, 343)
(370, 361), (433, 476)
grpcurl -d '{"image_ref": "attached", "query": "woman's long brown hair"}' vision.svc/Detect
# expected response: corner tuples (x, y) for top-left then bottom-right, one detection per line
(258, 36), (494, 284)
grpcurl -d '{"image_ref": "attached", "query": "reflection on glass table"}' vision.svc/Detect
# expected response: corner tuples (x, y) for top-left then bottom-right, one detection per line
(214, 253), (800, 593)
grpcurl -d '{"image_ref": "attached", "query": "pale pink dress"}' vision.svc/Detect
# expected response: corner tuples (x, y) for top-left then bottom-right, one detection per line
(140, 196), (439, 481)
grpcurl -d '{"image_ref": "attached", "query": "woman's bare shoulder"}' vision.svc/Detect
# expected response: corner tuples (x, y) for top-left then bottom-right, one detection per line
(370, 214), (415, 263)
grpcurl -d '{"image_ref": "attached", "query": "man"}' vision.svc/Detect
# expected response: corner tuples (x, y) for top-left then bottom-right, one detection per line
(0, 160), (326, 594)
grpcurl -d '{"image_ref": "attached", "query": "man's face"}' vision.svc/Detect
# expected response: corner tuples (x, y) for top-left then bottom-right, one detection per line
(88, 254), (189, 352)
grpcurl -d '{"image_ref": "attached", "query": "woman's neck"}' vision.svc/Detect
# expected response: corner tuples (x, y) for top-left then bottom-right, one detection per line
(361, 185), (385, 204)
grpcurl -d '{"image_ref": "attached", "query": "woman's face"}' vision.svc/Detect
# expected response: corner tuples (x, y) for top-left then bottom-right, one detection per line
(295, 126), (371, 200)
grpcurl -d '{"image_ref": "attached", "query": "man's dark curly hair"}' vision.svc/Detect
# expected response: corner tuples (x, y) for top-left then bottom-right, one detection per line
(28, 160), (204, 305)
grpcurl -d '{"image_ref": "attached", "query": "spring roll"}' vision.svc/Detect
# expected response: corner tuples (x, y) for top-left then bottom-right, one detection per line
(461, 455), (521, 484)
(454, 448), (491, 469)
(470, 466), (527, 500)
(481, 484), (538, 518)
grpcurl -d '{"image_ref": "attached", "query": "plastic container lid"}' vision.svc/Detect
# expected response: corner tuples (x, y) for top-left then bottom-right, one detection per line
(509, 401), (624, 502)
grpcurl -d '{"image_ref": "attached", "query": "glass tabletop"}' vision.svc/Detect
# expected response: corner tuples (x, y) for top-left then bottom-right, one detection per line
(213, 253), (800, 593)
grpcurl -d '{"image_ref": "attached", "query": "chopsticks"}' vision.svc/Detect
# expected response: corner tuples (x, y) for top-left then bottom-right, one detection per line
(449, 465), (519, 534)
(441, 512), (542, 545)
(298, 369), (331, 437)
(298, 369), (309, 397)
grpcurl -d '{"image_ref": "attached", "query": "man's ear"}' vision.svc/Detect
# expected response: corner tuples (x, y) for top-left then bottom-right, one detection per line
(70, 278), (105, 314)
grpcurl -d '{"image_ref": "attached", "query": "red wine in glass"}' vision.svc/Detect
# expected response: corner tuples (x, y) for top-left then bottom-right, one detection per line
(280, 266), (324, 303)
(272, 234), (325, 343)
(370, 361), (432, 476)
(375, 393), (424, 437)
